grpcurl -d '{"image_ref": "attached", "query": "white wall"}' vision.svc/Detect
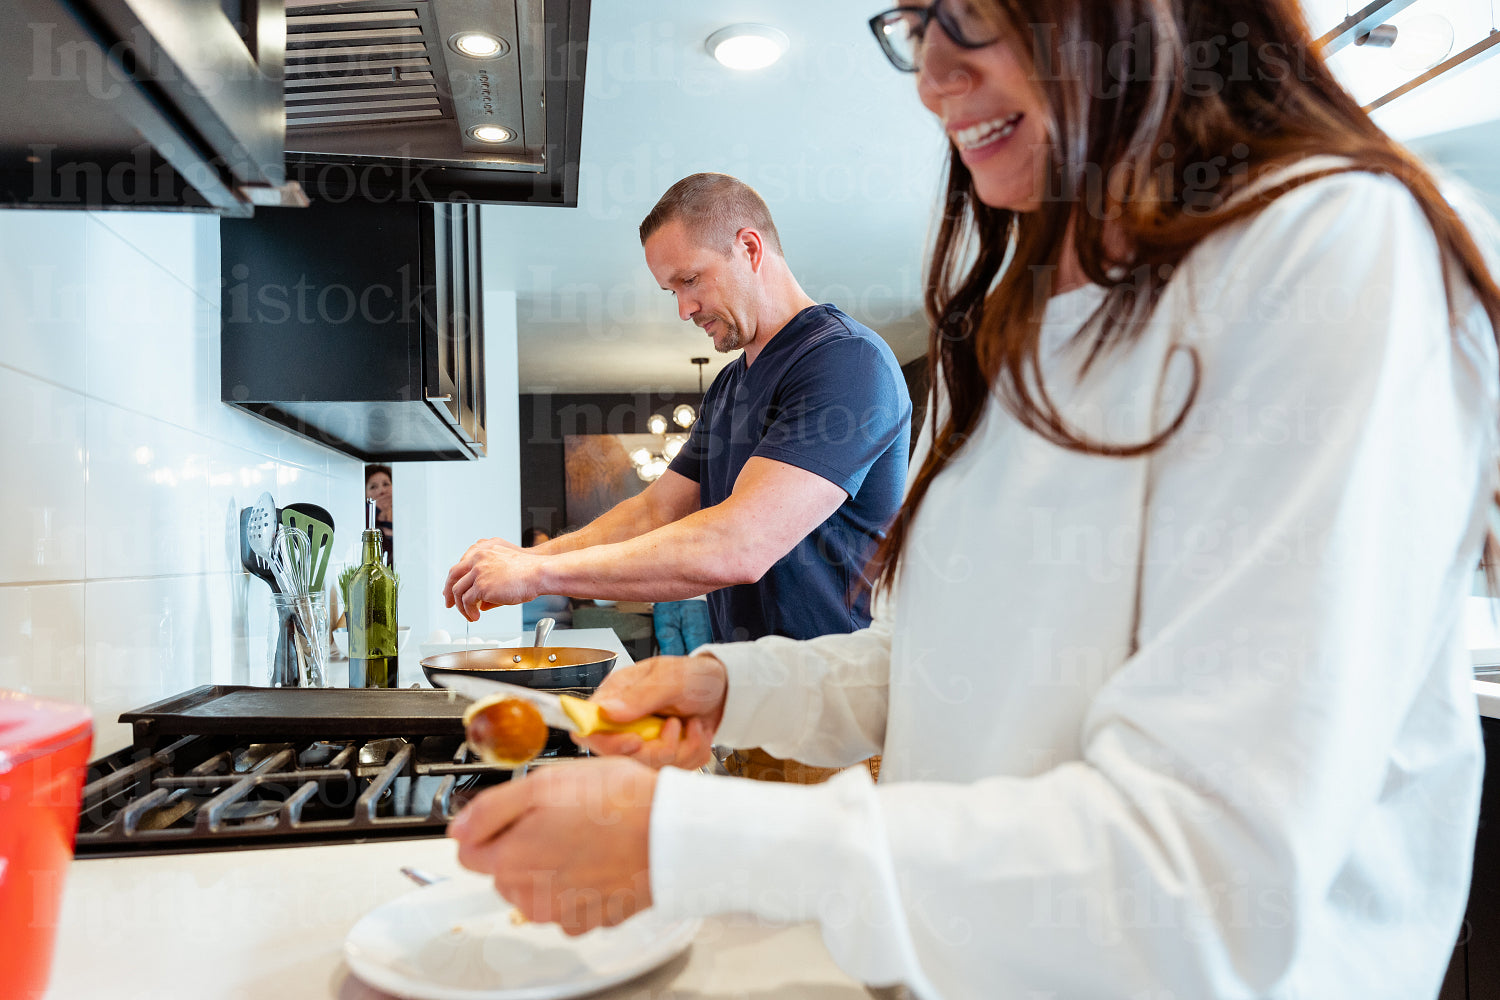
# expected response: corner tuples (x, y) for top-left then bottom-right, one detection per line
(1410, 120), (1500, 221)
(0, 209), (368, 755)
(394, 286), (523, 652)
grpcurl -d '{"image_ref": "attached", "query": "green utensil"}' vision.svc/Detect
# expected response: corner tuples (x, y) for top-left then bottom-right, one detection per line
(282, 503), (336, 591)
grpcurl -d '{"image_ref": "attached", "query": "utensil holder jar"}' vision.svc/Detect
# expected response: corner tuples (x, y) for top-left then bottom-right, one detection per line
(269, 591), (329, 687)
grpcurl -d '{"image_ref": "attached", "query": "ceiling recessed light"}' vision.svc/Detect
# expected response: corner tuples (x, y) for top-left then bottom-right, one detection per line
(705, 24), (789, 71)
(450, 31), (506, 59)
(468, 124), (515, 144)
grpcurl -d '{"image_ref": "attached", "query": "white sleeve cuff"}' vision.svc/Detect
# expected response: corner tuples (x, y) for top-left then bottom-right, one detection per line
(698, 638), (815, 750)
(648, 766), (930, 991)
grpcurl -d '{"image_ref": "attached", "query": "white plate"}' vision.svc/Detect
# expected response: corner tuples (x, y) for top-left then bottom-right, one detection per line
(343, 874), (700, 1000)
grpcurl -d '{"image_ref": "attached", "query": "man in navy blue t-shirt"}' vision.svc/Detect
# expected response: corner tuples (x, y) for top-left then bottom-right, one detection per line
(665, 301), (908, 642)
(445, 173), (910, 651)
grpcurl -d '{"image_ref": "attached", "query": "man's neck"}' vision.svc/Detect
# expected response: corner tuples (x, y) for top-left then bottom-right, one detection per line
(743, 266), (817, 366)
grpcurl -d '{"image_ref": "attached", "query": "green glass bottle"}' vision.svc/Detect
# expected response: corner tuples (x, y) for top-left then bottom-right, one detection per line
(348, 498), (399, 688)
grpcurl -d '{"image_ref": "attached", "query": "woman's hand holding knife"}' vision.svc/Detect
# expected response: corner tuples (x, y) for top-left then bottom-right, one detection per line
(446, 653), (730, 933)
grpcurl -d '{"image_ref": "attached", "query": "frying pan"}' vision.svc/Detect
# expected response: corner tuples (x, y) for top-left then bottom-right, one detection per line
(419, 618), (618, 691)
(420, 646), (618, 690)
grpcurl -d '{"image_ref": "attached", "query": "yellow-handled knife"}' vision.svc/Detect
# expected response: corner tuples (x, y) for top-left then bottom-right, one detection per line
(432, 672), (665, 740)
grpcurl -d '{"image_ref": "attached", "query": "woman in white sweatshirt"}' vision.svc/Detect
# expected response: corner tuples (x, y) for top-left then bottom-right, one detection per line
(447, 1), (1500, 996)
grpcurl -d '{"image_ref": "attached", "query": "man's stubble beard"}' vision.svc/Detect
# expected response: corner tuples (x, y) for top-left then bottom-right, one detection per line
(713, 325), (744, 353)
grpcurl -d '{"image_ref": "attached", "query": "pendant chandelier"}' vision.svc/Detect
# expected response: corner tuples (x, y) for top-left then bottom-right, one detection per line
(631, 358), (708, 482)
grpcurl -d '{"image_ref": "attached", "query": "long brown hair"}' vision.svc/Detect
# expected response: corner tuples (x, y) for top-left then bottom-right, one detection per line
(871, 0), (1500, 593)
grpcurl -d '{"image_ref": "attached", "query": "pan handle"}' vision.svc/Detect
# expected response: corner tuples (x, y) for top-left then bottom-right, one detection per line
(532, 617), (555, 648)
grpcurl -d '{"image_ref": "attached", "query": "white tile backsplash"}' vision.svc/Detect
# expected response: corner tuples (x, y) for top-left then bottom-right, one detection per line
(84, 574), (234, 756)
(88, 211), (218, 296)
(278, 434), (337, 477)
(0, 583), (86, 702)
(0, 208), (370, 758)
(0, 210), (89, 391)
(86, 401), (219, 578)
(0, 365), (87, 583)
(83, 213), (211, 431)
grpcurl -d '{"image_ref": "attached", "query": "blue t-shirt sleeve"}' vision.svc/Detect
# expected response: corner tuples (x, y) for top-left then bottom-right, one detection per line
(666, 408), (708, 483)
(753, 337), (911, 496)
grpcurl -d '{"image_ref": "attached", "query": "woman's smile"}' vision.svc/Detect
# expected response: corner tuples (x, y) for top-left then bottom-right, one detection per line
(949, 111), (1025, 164)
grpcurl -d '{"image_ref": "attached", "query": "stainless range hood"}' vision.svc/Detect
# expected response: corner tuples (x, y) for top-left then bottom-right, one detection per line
(283, 0), (584, 205)
(0, 0), (588, 212)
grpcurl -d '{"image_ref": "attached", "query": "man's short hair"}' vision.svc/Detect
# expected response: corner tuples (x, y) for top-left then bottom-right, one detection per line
(639, 173), (784, 256)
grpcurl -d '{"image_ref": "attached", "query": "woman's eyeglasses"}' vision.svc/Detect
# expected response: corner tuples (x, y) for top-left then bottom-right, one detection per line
(868, 0), (1003, 73)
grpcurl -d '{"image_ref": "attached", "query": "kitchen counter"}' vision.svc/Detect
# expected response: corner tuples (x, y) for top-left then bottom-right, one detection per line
(46, 627), (871, 999)
(45, 836), (870, 999)
(52, 628), (1499, 997)
(1475, 679), (1500, 720)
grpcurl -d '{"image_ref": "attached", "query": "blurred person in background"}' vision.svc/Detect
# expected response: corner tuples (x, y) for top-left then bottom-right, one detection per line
(364, 464), (394, 564)
(651, 594), (712, 657)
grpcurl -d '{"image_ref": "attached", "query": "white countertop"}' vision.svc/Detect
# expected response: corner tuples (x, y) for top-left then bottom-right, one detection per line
(1475, 679), (1500, 720)
(44, 837), (869, 1000)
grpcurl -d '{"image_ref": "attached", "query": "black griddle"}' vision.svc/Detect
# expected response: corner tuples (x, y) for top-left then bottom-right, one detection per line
(118, 685), (475, 743)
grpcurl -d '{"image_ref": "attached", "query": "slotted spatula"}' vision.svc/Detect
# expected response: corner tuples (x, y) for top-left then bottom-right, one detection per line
(239, 507), (279, 594)
(282, 502), (335, 592)
(246, 492), (298, 595)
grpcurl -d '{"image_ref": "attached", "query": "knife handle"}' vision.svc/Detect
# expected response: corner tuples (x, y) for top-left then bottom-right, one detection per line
(558, 694), (666, 740)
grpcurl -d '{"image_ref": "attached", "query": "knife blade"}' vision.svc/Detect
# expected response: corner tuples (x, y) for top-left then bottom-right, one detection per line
(433, 673), (665, 741)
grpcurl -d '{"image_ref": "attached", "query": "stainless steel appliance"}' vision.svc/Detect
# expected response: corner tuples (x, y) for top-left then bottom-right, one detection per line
(0, 0), (287, 215)
(282, 0), (589, 206)
(0, 0), (589, 213)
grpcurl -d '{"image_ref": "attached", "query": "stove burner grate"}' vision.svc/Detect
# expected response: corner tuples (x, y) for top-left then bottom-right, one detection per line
(74, 697), (585, 858)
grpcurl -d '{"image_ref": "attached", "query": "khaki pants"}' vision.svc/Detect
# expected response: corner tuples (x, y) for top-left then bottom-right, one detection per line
(723, 747), (881, 784)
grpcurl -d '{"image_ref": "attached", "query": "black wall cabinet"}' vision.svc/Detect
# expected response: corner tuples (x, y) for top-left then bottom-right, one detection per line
(221, 199), (486, 461)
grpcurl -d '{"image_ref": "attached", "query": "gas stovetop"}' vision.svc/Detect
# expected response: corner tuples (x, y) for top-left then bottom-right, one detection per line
(74, 685), (583, 858)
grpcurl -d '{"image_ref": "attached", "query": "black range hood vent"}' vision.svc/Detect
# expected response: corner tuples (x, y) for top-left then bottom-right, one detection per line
(285, 2), (455, 129)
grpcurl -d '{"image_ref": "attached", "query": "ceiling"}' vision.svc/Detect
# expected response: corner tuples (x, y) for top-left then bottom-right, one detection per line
(1312, 0), (1500, 137)
(485, 0), (1500, 394)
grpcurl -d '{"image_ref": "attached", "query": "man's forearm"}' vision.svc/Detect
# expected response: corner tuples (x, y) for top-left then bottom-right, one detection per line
(535, 507), (759, 602)
(537, 493), (662, 555)
(509, 460), (843, 607)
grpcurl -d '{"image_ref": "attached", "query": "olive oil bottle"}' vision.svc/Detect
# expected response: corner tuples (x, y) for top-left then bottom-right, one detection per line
(347, 499), (398, 687)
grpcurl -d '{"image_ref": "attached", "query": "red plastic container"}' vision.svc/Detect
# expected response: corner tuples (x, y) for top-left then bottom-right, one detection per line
(0, 691), (93, 1000)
